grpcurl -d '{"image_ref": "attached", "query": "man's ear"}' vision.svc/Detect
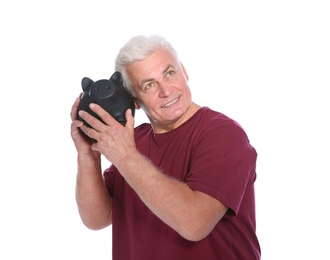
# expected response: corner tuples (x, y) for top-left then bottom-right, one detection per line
(180, 62), (189, 81)
(133, 98), (141, 110)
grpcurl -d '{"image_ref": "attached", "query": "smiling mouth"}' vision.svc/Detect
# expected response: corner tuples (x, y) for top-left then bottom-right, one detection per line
(161, 96), (180, 108)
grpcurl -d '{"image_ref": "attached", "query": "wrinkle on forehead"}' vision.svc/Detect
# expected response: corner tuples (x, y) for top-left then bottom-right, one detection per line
(127, 49), (179, 89)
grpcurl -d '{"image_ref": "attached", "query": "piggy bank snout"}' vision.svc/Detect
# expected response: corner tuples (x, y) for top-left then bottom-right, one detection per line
(91, 80), (116, 99)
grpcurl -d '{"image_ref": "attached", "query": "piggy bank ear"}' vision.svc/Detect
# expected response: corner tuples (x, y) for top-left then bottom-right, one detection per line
(81, 77), (94, 91)
(110, 71), (123, 84)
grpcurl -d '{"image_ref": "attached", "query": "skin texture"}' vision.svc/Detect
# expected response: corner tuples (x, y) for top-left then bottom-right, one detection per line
(70, 48), (228, 241)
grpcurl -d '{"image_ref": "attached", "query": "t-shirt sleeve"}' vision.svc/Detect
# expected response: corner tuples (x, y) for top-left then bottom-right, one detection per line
(186, 119), (257, 216)
(103, 164), (117, 197)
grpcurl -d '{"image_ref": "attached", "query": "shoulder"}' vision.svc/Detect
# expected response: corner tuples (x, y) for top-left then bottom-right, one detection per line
(190, 107), (255, 154)
(194, 107), (247, 135)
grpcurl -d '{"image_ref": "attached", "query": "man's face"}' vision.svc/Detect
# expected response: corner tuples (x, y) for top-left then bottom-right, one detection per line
(127, 48), (193, 133)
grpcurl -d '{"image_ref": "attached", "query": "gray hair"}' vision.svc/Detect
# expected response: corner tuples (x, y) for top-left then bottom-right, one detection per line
(114, 34), (179, 96)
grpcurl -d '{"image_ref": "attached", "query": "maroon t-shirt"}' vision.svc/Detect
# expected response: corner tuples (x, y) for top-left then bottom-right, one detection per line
(104, 107), (261, 259)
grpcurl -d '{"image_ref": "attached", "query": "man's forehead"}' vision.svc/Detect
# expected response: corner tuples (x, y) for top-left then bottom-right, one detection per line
(130, 53), (176, 78)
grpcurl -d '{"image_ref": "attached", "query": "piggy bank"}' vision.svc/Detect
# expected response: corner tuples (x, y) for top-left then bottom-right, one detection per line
(78, 71), (135, 127)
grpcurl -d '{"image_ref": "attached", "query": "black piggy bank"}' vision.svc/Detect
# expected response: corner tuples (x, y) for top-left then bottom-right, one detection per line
(78, 71), (135, 127)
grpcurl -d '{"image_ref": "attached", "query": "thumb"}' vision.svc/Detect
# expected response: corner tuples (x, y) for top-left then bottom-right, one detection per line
(125, 109), (135, 130)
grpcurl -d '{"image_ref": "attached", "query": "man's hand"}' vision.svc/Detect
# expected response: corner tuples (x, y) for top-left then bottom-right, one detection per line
(78, 103), (136, 166)
(70, 96), (96, 155)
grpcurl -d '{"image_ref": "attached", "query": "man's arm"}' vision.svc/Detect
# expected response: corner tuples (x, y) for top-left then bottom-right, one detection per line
(79, 105), (228, 240)
(75, 152), (113, 230)
(71, 97), (113, 230)
(115, 151), (228, 241)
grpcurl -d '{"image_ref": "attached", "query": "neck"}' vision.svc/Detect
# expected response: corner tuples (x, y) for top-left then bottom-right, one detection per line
(151, 102), (201, 134)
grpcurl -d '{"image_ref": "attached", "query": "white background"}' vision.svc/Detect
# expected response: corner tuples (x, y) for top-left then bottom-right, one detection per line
(1, 1), (329, 259)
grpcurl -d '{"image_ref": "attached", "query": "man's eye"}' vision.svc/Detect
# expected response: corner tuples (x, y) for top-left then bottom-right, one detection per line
(143, 82), (154, 92)
(166, 70), (175, 77)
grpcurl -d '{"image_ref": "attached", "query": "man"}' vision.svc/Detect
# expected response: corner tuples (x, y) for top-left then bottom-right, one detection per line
(70, 34), (261, 259)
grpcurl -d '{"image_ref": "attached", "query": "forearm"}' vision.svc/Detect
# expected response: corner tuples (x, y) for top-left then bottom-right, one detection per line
(75, 153), (112, 230)
(116, 151), (225, 241)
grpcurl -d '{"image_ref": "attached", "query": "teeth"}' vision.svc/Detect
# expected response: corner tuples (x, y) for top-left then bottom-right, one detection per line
(163, 98), (178, 108)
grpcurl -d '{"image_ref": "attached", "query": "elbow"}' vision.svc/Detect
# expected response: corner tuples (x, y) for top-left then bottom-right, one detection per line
(177, 223), (214, 242)
(79, 210), (112, 231)
(77, 200), (113, 230)
(81, 217), (112, 230)
(84, 224), (109, 231)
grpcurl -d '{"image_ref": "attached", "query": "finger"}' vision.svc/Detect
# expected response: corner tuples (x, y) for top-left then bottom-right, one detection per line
(71, 119), (83, 129)
(70, 95), (82, 121)
(79, 123), (99, 140)
(125, 109), (135, 131)
(78, 109), (105, 131)
(70, 120), (84, 139)
(89, 103), (117, 126)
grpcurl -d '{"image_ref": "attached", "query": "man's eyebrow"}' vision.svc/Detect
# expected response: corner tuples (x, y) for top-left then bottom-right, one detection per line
(162, 64), (174, 74)
(140, 77), (154, 86)
(140, 64), (175, 86)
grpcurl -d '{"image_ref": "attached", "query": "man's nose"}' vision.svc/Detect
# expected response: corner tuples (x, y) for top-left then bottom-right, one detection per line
(158, 82), (172, 97)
